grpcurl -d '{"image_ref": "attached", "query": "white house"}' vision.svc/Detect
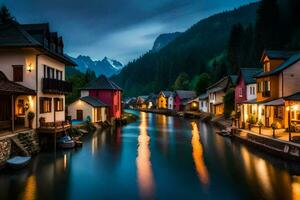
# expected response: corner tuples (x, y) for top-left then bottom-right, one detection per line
(199, 93), (209, 113)
(0, 22), (76, 133)
(168, 94), (174, 110)
(68, 96), (108, 123)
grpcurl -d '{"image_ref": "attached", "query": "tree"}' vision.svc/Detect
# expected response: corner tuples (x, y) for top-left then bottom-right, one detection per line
(173, 72), (189, 90)
(193, 73), (210, 95)
(223, 88), (235, 118)
(0, 5), (15, 24)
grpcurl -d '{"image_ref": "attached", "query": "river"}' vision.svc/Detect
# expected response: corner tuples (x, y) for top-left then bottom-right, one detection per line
(1, 110), (300, 200)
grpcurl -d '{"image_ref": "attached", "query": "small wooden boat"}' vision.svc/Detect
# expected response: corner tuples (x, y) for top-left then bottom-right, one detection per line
(58, 136), (76, 149)
(6, 156), (31, 169)
(216, 129), (232, 137)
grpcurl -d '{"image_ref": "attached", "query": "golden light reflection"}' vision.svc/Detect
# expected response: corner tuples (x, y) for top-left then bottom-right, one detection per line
(22, 175), (37, 200)
(292, 176), (300, 200)
(136, 112), (155, 199)
(92, 133), (98, 155)
(63, 154), (67, 171)
(191, 122), (209, 185)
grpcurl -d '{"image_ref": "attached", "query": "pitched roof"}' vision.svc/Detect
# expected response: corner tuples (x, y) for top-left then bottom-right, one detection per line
(239, 68), (262, 84)
(207, 75), (237, 93)
(79, 96), (108, 107)
(0, 71), (36, 95)
(175, 90), (197, 100)
(81, 75), (122, 91)
(160, 91), (173, 98)
(283, 92), (300, 101)
(262, 50), (296, 61)
(0, 22), (76, 66)
(198, 93), (208, 100)
(256, 53), (300, 78)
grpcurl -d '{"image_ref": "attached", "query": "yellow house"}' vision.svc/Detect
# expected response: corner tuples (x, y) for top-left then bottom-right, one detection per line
(157, 91), (173, 109)
(240, 50), (300, 129)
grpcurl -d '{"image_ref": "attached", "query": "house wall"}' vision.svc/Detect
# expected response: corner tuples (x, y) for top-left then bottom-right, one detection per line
(81, 90), (89, 97)
(256, 75), (279, 102)
(235, 77), (247, 105)
(0, 49), (67, 128)
(280, 60), (300, 97)
(246, 84), (257, 101)
(199, 100), (208, 113)
(68, 100), (94, 122)
(157, 94), (167, 109)
(168, 96), (174, 110)
(263, 56), (284, 71)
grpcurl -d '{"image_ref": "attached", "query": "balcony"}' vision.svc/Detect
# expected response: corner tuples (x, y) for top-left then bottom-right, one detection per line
(262, 90), (271, 97)
(42, 78), (72, 94)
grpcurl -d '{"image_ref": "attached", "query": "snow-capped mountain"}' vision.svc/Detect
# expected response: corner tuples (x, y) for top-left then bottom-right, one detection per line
(69, 55), (123, 77)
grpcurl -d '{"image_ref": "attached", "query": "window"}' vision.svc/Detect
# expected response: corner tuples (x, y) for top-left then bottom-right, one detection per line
(264, 81), (270, 92)
(239, 88), (243, 97)
(56, 70), (63, 80)
(12, 65), (23, 82)
(40, 97), (52, 113)
(44, 65), (55, 79)
(257, 82), (263, 92)
(17, 99), (25, 115)
(54, 98), (63, 111)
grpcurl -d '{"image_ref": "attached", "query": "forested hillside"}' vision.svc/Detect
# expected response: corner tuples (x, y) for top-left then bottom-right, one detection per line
(112, 0), (300, 97)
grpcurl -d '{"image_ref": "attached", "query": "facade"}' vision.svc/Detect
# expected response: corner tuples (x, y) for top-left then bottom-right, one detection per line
(207, 75), (237, 116)
(173, 90), (197, 111)
(136, 96), (148, 109)
(198, 93), (209, 113)
(80, 75), (122, 121)
(0, 22), (76, 133)
(68, 96), (108, 123)
(145, 94), (158, 109)
(240, 51), (300, 129)
(157, 91), (173, 109)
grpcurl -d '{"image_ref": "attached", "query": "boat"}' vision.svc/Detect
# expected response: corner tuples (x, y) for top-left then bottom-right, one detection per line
(58, 135), (76, 149)
(6, 156), (31, 169)
(216, 129), (232, 137)
(75, 140), (83, 148)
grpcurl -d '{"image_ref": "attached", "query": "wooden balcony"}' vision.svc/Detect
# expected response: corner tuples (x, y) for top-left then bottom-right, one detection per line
(262, 91), (271, 97)
(42, 78), (72, 94)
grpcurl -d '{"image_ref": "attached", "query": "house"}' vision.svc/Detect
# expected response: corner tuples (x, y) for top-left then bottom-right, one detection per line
(157, 91), (173, 109)
(68, 96), (108, 123)
(0, 22), (76, 133)
(235, 68), (261, 113)
(145, 94), (158, 109)
(198, 93), (209, 113)
(240, 50), (300, 129)
(173, 90), (197, 111)
(207, 75), (237, 115)
(80, 75), (122, 121)
(186, 98), (200, 112)
(136, 95), (149, 109)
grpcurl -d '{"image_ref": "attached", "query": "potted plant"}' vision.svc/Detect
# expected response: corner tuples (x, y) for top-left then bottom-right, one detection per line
(258, 120), (263, 135)
(27, 111), (35, 129)
(271, 123), (277, 138)
(247, 115), (256, 130)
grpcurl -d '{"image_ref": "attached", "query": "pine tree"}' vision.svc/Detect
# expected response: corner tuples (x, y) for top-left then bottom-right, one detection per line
(0, 5), (15, 24)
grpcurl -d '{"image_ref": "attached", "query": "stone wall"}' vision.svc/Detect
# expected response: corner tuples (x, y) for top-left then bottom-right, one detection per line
(0, 139), (11, 165)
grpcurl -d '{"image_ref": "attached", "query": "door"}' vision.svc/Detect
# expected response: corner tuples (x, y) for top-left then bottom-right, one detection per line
(76, 110), (83, 121)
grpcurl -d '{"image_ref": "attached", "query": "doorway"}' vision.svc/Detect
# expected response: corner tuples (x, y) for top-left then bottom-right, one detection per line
(76, 110), (83, 121)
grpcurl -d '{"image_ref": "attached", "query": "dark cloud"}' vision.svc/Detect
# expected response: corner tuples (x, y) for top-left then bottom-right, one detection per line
(1, 0), (256, 63)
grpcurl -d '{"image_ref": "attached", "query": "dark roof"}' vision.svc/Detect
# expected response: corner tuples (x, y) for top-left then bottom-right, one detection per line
(175, 90), (197, 100)
(0, 71), (36, 95)
(239, 68), (262, 84)
(79, 96), (108, 107)
(81, 75), (122, 91)
(198, 93), (208, 100)
(256, 53), (300, 78)
(0, 22), (76, 66)
(284, 92), (300, 101)
(262, 50), (296, 61)
(207, 75), (237, 93)
(160, 91), (173, 98)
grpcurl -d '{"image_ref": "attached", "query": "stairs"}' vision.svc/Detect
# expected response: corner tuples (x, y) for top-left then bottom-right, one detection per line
(11, 130), (40, 156)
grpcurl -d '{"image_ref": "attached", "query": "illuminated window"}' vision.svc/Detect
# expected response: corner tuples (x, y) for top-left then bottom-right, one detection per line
(54, 98), (63, 111)
(40, 97), (52, 113)
(17, 99), (25, 115)
(239, 88), (243, 97)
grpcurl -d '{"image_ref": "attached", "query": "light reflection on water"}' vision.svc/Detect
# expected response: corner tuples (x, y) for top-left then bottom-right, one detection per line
(136, 112), (155, 199)
(1, 111), (300, 200)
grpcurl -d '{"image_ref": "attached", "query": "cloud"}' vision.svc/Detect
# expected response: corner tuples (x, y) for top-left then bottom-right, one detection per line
(0, 0), (256, 63)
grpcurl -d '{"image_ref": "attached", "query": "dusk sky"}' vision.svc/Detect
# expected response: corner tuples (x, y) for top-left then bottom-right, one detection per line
(1, 0), (256, 63)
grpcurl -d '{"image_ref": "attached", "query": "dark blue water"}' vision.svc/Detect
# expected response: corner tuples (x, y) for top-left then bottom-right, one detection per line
(1, 110), (300, 200)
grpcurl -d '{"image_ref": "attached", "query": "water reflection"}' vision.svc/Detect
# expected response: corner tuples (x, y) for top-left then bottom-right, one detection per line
(136, 112), (155, 199)
(191, 122), (209, 185)
(22, 175), (37, 200)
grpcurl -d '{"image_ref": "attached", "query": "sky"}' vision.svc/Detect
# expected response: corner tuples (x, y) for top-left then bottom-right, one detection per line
(1, 0), (256, 63)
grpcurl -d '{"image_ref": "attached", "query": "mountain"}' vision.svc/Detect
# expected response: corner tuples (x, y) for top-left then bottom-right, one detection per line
(112, 2), (259, 96)
(68, 55), (123, 77)
(152, 32), (181, 52)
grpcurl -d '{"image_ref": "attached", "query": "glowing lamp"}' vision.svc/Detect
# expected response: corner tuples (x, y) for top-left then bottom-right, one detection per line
(27, 63), (33, 72)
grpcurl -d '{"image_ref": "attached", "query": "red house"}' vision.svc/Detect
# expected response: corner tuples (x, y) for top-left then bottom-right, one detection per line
(235, 68), (261, 108)
(81, 75), (122, 120)
(173, 90), (197, 111)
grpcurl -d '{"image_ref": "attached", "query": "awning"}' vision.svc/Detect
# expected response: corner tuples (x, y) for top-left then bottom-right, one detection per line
(263, 98), (284, 106)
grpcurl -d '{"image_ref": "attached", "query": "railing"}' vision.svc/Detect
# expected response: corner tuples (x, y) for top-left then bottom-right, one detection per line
(262, 90), (271, 97)
(42, 78), (72, 94)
